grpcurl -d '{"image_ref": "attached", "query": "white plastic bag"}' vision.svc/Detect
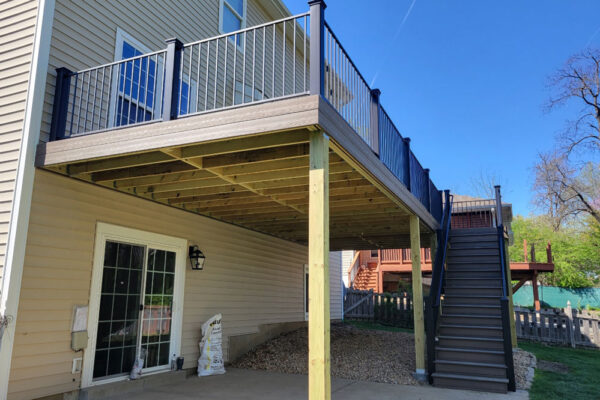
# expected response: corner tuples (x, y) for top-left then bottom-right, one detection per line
(197, 313), (225, 376)
(129, 347), (146, 380)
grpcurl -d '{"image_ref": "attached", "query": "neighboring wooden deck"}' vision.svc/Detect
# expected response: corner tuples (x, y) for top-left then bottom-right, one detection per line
(36, 95), (438, 250)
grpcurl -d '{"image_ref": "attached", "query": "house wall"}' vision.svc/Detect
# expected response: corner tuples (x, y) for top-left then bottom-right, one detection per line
(341, 250), (354, 287)
(7, 170), (342, 400)
(0, 0), (39, 282)
(40, 0), (297, 142)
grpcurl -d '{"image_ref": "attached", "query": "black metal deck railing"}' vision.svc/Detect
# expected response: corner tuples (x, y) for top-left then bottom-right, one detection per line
(49, 1), (444, 223)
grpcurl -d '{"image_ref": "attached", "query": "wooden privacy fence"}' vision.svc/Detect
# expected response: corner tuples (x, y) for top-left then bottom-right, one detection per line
(344, 288), (413, 329)
(514, 301), (600, 348)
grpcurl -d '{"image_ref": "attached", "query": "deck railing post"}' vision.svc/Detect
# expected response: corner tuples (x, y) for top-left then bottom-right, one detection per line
(163, 38), (183, 121)
(494, 184), (502, 227)
(49, 67), (73, 140)
(370, 88), (381, 156)
(403, 137), (411, 190)
(309, 0), (326, 96)
(424, 168), (431, 212)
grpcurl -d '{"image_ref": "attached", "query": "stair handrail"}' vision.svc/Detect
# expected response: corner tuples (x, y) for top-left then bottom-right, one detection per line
(425, 189), (452, 383)
(495, 185), (516, 391)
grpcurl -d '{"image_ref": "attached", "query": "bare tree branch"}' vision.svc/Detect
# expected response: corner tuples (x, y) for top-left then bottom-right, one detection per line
(546, 49), (600, 155)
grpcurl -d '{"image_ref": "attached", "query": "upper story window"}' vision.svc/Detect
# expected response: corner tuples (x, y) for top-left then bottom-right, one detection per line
(112, 29), (195, 125)
(113, 29), (159, 127)
(220, 0), (246, 33)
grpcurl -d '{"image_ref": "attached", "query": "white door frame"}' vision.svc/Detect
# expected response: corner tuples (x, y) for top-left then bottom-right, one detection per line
(81, 222), (187, 387)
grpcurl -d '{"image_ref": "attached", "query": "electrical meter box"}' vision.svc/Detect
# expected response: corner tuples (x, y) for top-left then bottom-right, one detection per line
(71, 331), (88, 351)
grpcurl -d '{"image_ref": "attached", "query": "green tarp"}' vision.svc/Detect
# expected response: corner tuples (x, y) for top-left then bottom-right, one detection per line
(513, 285), (600, 309)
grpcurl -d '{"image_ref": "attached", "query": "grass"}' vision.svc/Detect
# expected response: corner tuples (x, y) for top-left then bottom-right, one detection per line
(519, 341), (599, 400)
(344, 320), (414, 334)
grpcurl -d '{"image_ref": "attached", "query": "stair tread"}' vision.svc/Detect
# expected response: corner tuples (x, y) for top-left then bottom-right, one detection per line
(438, 335), (503, 342)
(432, 372), (508, 384)
(440, 323), (502, 330)
(436, 346), (504, 355)
(444, 294), (502, 298)
(441, 313), (501, 319)
(445, 285), (502, 289)
(447, 261), (500, 265)
(446, 277), (500, 280)
(435, 359), (507, 368)
(442, 303), (500, 308)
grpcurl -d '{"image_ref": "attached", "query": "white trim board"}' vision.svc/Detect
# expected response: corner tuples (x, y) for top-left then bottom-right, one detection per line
(0, 1), (56, 399)
(81, 222), (187, 388)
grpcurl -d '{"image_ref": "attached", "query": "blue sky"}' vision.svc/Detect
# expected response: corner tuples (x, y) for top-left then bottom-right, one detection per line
(283, 0), (600, 216)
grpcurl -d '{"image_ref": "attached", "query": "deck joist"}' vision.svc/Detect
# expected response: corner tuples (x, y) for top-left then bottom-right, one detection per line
(36, 95), (438, 250)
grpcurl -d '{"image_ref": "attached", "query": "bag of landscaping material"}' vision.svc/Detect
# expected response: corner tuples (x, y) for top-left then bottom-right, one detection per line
(129, 347), (146, 380)
(197, 313), (225, 376)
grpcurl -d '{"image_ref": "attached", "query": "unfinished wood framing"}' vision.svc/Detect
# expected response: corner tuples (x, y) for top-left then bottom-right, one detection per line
(308, 131), (331, 400)
(38, 121), (435, 250)
(410, 215), (426, 377)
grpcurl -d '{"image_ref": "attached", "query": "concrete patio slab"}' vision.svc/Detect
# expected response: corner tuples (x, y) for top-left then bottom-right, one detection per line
(103, 368), (529, 400)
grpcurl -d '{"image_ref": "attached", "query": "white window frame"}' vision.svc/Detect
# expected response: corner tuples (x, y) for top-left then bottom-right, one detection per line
(81, 222), (187, 388)
(108, 28), (165, 128)
(218, 0), (247, 34)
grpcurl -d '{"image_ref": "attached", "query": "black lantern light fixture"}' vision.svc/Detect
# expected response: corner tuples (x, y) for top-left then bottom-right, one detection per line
(188, 245), (206, 270)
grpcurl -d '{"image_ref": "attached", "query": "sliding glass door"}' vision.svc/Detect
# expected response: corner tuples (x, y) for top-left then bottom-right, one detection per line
(93, 241), (177, 380)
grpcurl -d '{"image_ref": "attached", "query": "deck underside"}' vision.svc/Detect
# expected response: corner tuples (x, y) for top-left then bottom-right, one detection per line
(36, 96), (436, 250)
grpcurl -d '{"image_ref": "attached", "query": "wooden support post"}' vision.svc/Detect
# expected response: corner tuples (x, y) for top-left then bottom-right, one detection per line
(410, 215), (425, 379)
(308, 130), (330, 400)
(532, 271), (540, 311)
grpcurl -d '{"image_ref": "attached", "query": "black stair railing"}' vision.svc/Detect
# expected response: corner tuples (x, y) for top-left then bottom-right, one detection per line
(494, 185), (516, 391)
(425, 189), (452, 383)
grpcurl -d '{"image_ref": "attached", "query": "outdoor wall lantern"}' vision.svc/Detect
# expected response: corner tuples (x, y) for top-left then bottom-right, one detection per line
(189, 245), (206, 270)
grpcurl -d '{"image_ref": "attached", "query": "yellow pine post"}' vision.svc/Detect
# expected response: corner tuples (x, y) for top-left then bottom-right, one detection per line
(410, 214), (426, 378)
(308, 131), (330, 400)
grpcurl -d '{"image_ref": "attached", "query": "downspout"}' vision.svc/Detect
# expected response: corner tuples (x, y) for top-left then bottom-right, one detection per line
(0, 0), (55, 398)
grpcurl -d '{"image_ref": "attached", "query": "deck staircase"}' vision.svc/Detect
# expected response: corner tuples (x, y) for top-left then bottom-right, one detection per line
(427, 188), (515, 394)
(352, 261), (378, 291)
(431, 227), (511, 393)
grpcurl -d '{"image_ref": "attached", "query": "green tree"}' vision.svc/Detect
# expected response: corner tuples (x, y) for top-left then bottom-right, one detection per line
(509, 215), (599, 288)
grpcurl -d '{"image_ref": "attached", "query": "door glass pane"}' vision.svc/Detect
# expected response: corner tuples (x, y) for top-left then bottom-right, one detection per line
(141, 249), (175, 369)
(93, 241), (144, 379)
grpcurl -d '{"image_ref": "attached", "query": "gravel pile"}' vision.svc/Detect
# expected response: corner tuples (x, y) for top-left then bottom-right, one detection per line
(513, 348), (536, 390)
(232, 323), (417, 385)
(232, 323), (537, 390)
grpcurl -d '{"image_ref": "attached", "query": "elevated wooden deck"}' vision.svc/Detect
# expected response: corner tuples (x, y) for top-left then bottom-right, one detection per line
(37, 96), (438, 250)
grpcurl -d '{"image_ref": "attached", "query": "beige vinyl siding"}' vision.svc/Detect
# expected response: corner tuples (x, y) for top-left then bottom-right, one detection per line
(0, 0), (38, 282)
(40, 0), (289, 141)
(9, 169), (341, 400)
